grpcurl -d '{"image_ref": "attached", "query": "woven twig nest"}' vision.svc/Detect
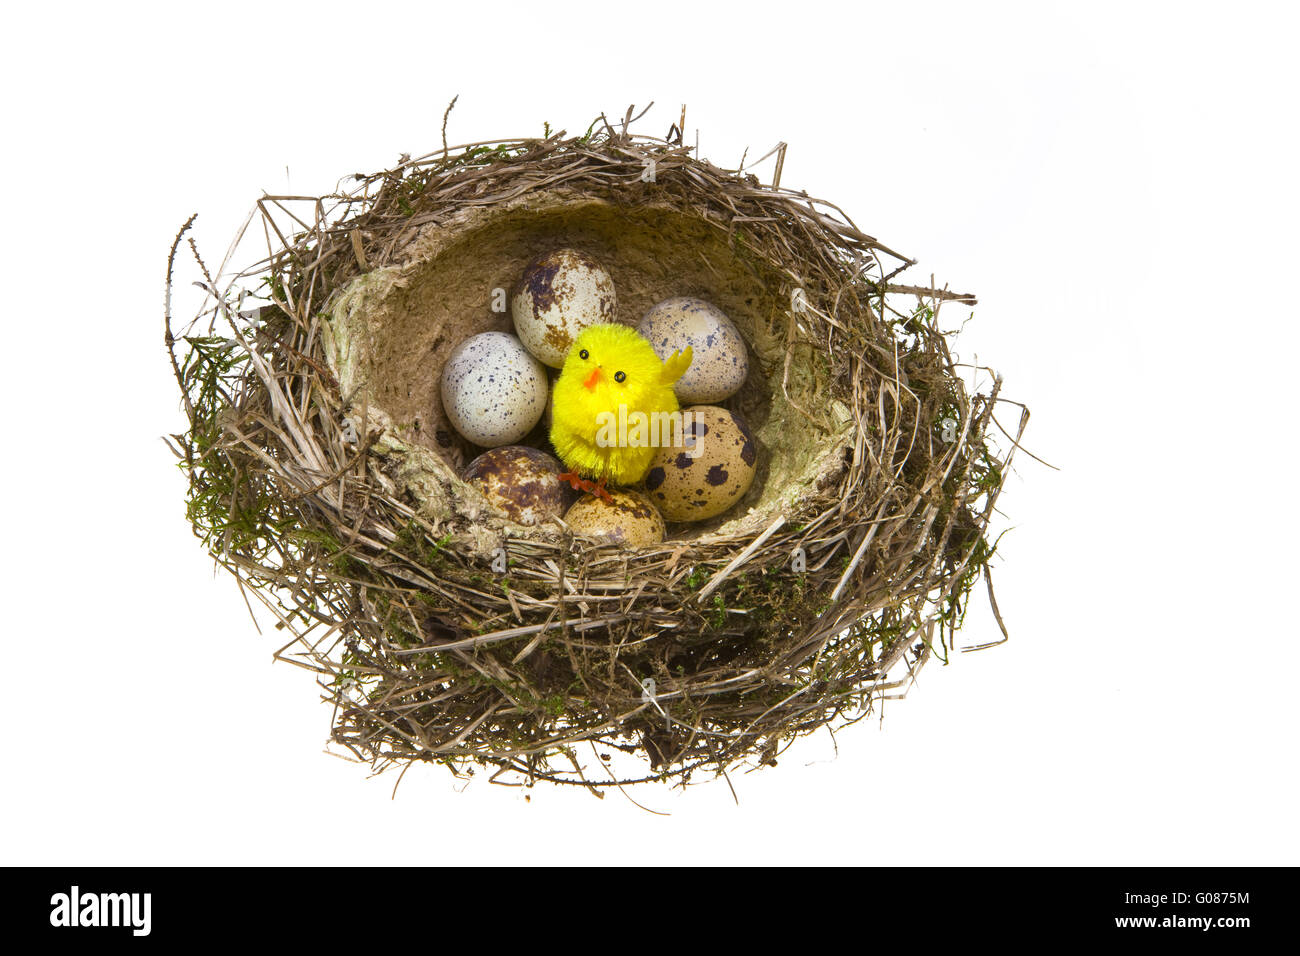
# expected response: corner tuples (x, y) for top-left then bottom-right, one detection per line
(166, 107), (1027, 790)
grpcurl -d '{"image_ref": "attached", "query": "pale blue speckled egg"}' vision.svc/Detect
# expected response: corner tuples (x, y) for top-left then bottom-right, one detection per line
(637, 297), (749, 403)
(440, 332), (548, 447)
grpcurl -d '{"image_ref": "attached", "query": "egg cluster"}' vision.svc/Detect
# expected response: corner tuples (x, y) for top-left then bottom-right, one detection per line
(440, 248), (759, 547)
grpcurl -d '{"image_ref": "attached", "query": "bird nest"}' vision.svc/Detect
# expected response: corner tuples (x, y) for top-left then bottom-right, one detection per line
(165, 106), (1028, 792)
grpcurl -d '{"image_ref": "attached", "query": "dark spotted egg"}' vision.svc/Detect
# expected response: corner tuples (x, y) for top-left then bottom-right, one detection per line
(643, 405), (757, 522)
(461, 445), (573, 525)
(440, 331), (548, 447)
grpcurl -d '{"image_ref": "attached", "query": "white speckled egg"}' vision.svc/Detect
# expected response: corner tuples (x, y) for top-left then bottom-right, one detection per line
(512, 248), (617, 367)
(637, 297), (749, 403)
(440, 332), (548, 447)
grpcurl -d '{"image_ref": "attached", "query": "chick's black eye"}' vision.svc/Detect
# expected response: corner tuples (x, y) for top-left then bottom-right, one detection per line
(579, 349), (589, 360)
(614, 371), (626, 383)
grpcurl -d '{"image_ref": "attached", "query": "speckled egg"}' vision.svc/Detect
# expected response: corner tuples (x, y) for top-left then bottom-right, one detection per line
(644, 405), (757, 522)
(637, 297), (749, 403)
(461, 446), (573, 525)
(512, 249), (617, 367)
(564, 489), (665, 548)
(440, 331), (548, 447)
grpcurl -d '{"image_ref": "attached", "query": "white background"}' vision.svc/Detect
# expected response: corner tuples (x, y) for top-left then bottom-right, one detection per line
(2, 1), (1296, 865)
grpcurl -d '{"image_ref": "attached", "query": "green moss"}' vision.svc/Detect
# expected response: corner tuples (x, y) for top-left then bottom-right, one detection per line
(394, 520), (452, 567)
(709, 593), (727, 629)
(178, 334), (303, 568)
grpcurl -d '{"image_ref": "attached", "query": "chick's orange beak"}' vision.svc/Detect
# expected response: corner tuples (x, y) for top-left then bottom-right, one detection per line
(582, 366), (602, 390)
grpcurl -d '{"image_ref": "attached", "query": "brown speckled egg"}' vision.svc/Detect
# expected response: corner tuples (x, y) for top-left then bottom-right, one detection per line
(564, 489), (665, 548)
(461, 446), (573, 525)
(637, 297), (749, 403)
(512, 249), (616, 367)
(643, 405), (757, 522)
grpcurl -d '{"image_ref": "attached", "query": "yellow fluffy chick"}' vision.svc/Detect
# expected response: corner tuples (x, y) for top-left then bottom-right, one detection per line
(550, 323), (692, 499)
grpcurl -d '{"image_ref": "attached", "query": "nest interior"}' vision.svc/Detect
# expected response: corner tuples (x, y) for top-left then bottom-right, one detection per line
(167, 111), (1026, 790)
(326, 191), (851, 543)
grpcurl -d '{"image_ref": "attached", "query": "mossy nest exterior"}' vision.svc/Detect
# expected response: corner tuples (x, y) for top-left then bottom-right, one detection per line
(166, 108), (1027, 789)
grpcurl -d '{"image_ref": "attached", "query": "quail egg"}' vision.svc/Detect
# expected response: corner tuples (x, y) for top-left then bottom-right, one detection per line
(644, 405), (757, 521)
(440, 331), (549, 447)
(512, 248), (617, 367)
(637, 297), (749, 403)
(462, 446), (573, 525)
(564, 489), (665, 547)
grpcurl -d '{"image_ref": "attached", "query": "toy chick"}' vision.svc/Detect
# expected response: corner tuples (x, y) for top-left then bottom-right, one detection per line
(550, 323), (692, 500)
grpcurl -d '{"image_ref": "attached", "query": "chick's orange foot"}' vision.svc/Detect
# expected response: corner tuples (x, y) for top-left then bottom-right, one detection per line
(559, 471), (613, 503)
